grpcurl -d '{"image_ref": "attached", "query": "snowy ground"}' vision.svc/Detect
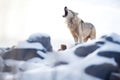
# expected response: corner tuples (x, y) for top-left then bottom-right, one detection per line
(0, 32), (120, 80)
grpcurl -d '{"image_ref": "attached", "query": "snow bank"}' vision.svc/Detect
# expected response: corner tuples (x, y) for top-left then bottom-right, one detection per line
(0, 33), (120, 80)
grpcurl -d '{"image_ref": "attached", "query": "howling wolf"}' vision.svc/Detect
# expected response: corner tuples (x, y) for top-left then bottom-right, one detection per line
(62, 6), (96, 44)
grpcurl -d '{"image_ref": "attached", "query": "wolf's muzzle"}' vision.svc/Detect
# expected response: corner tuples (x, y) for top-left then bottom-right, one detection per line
(62, 6), (68, 17)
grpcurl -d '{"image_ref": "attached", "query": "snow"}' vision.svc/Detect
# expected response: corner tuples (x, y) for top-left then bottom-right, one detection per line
(103, 33), (120, 43)
(15, 41), (46, 51)
(0, 33), (120, 80)
(27, 33), (50, 42)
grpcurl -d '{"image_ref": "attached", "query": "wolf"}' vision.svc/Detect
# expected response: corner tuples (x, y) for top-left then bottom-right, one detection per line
(62, 6), (96, 44)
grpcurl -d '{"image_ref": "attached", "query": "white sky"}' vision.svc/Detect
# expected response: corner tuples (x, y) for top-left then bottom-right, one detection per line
(0, 0), (120, 48)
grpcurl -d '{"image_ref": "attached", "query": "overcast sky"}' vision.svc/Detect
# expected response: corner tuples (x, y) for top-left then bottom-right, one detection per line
(0, 0), (120, 47)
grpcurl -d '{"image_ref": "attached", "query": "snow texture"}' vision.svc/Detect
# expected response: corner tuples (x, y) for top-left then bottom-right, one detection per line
(0, 33), (120, 80)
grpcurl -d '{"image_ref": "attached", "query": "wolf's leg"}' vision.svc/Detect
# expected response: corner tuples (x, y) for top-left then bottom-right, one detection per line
(73, 34), (78, 44)
(90, 26), (96, 40)
(77, 30), (82, 43)
(70, 31), (78, 44)
(83, 37), (89, 42)
(78, 36), (82, 43)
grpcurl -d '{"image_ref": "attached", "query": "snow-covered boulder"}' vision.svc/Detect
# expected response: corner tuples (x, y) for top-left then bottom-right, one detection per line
(0, 33), (53, 74)
(2, 33), (53, 61)
(20, 33), (120, 80)
(2, 48), (44, 60)
(1, 33), (120, 80)
(27, 33), (53, 52)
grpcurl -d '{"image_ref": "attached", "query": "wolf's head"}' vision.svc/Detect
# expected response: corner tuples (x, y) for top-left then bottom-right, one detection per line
(62, 6), (78, 19)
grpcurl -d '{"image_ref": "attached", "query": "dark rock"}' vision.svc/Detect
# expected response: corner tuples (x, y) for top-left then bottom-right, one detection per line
(27, 33), (53, 52)
(110, 73), (120, 80)
(85, 63), (119, 80)
(2, 49), (44, 60)
(54, 61), (68, 67)
(74, 44), (100, 57)
(98, 51), (120, 66)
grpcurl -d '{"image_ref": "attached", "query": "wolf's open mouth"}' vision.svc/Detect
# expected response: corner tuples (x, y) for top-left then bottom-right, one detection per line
(62, 6), (68, 17)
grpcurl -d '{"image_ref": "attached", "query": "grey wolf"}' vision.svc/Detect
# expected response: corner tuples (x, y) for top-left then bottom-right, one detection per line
(63, 6), (96, 44)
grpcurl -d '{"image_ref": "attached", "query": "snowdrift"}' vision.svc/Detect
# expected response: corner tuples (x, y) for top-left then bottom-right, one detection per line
(0, 33), (120, 80)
